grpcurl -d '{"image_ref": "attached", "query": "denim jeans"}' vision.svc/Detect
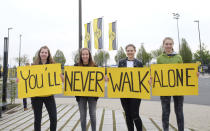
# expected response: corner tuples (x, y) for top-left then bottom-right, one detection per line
(161, 96), (184, 131)
(120, 98), (142, 131)
(31, 95), (57, 131)
(23, 98), (27, 108)
(78, 97), (97, 131)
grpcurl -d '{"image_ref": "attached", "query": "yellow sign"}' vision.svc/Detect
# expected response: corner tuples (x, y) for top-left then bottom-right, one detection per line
(107, 67), (151, 99)
(64, 66), (105, 97)
(17, 64), (62, 98)
(151, 63), (198, 96)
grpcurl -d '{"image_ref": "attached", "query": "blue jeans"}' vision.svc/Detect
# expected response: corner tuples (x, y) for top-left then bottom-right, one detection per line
(31, 96), (57, 131)
(161, 96), (184, 131)
(78, 97), (97, 131)
(23, 98), (27, 108)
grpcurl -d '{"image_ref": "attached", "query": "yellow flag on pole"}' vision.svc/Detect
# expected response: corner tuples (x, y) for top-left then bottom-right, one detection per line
(109, 22), (117, 50)
(93, 18), (103, 49)
(84, 23), (91, 49)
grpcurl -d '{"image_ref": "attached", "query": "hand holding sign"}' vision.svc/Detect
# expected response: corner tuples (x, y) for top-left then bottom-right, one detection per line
(60, 73), (64, 82)
(104, 75), (109, 81)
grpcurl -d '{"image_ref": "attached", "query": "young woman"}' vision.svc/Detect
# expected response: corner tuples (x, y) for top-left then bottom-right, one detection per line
(74, 48), (98, 131)
(157, 37), (184, 131)
(118, 44), (143, 131)
(31, 45), (63, 131)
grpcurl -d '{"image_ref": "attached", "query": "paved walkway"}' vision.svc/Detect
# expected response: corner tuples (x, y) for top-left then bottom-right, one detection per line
(0, 103), (194, 131)
(199, 73), (210, 78)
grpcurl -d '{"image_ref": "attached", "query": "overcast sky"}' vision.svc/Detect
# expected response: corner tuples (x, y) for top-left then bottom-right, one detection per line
(0, 0), (210, 66)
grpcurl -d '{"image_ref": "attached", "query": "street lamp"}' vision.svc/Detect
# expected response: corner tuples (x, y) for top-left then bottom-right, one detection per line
(7, 27), (13, 68)
(8, 27), (13, 44)
(172, 13), (181, 52)
(19, 34), (22, 66)
(1, 28), (13, 110)
(194, 20), (202, 64)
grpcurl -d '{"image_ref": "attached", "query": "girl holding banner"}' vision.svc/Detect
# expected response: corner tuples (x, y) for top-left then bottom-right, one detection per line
(157, 37), (184, 131)
(118, 44), (143, 131)
(31, 46), (60, 131)
(74, 48), (98, 131)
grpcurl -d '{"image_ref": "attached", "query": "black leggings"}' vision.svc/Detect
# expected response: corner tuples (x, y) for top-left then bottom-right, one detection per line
(31, 96), (57, 131)
(120, 98), (142, 131)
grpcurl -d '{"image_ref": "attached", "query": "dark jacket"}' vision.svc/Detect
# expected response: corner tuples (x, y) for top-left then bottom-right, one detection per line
(74, 63), (98, 102)
(118, 58), (143, 67)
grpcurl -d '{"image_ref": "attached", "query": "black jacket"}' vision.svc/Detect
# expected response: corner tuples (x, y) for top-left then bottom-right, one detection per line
(118, 58), (143, 67)
(74, 63), (98, 102)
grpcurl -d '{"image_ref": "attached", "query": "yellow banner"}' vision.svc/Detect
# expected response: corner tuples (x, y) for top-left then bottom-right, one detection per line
(151, 63), (198, 96)
(109, 22), (117, 50)
(17, 64), (62, 98)
(107, 67), (151, 99)
(64, 66), (105, 97)
(84, 23), (91, 48)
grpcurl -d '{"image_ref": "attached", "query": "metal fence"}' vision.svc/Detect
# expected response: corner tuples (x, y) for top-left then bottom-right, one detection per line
(0, 67), (17, 105)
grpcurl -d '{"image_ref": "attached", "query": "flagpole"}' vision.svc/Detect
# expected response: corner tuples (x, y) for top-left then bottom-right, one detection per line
(102, 17), (106, 67)
(89, 21), (92, 53)
(115, 20), (118, 50)
(79, 0), (82, 50)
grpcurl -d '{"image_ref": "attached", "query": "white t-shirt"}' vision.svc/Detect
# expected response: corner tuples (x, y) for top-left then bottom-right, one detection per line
(127, 60), (134, 67)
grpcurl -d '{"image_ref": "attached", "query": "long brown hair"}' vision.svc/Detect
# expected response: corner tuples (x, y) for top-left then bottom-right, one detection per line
(78, 48), (96, 67)
(33, 46), (55, 65)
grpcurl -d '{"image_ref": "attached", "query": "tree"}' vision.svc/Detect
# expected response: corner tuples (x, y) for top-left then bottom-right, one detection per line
(179, 38), (192, 63)
(15, 54), (30, 66)
(53, 49), (66, 68)
(193, 43), (210, 65)
(151, 46), (163, 58)
(94, 50), (110, 66)
(33, 51), (39, 63)
(73, 50), (80, 64)
(136, 44), (152, 66)
(0, 55), (2, 63)
(114, 47), (127, 64)
(0, 55), (2, 67)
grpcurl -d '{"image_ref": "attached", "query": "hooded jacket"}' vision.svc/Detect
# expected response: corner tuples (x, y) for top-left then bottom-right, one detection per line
(157, 52), (183, 64)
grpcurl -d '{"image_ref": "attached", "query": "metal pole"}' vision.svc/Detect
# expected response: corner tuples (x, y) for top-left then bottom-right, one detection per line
(79, 0), (82, 50)
(195, 20), (202, 62)
(2, 37), (9, 110)
(172, 13), (180, 52)
(176, 18), (181, 51)
(194, 20), (202, 64)
(7, 28), (13, 51)
(19, 34), (22, 66)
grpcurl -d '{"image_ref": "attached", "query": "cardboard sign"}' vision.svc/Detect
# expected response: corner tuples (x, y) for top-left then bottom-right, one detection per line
(107, 67), (151, 99)
(151, 63), (198, 96)
(17, 64), (62, 98)
(64, 66), (105, 97)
